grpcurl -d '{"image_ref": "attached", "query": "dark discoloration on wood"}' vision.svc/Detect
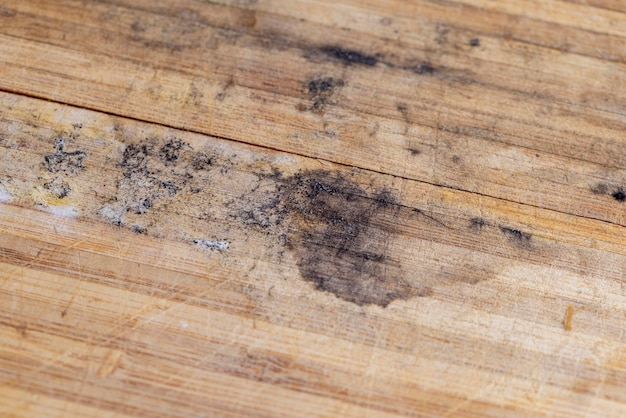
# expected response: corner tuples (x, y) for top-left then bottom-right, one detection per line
(500, 226), (532, 247)
(43, 178), (72, 199)
(319, 46), (379, 67)
(590, 183), (625, 203)
(279, 171), (417, 307)
(299, 76), (345, 114)
(44, 137), (86, 174)
(612, 189), (625, 202)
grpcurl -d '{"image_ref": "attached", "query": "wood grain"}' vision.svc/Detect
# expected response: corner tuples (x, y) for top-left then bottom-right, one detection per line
(1, 0), (625, 224)
(0, 0), (625, 417)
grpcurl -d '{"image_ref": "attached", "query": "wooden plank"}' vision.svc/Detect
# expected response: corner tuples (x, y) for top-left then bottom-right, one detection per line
(0, 0), (624, 226)
(1, 91), (626, 417)
(1, 0), (625, 416)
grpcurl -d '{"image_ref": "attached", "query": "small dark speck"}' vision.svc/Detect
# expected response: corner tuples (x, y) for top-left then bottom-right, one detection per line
(612, 189), (626, 202)
(470, 217), (486, 230)
(452, 155), (461, 164)
(470, 38), (480, 47)
(500, 226), (531, 245)
(408, 148), (421, 156)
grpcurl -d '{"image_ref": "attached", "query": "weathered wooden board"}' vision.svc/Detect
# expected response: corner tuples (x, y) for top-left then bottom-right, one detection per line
(1, 91), (625, 417)
(0, 0), (625, 417)
(0, 0), (624, 224)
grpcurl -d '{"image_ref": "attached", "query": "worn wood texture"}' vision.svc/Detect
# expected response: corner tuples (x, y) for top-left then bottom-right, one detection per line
(0, 0), (625, 417)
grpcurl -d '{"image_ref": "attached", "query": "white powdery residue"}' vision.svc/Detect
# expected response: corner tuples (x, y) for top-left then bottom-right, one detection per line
(98, 205), (123, 225)
(0, 178), (16, 203)
(45, 205), (78, 218)
(0, 187), (13, 203)
(194, 239), (230, 252)
(180, 320), (189, 329)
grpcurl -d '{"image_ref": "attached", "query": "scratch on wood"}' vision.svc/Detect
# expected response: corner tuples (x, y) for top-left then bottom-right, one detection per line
(97, 349), (123, 378)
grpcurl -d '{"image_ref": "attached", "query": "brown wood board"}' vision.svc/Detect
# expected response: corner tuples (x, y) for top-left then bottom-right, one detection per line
(0, 1), (625, 417)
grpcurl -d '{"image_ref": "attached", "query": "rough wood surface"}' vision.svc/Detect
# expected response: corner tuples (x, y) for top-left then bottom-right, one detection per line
(0, 1), (624, 417)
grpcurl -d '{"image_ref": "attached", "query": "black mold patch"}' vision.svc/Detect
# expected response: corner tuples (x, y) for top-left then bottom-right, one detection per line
(192, 153), (215, 170)
(500, 226), (532, 246)
(229, 169), (428, 307)
(590, 183), (608, 195)
(158, 139), (186, 165)
(44, 138), (86, 174)
(299, 76), (345, 114)
(470, 38), (480, 47)
(280, 171), (416, 307)
(319, 46), (378, 66)
(470, 217), (486, 230)
(99, 137), (198, 228)
(408, 148), (421, 156)
(43, 178), (71, 199)
(611, 189), (625, 202)
(407, 62), (436, 75)
(121, 144), (150, 169)
(131, 224), (147, 234)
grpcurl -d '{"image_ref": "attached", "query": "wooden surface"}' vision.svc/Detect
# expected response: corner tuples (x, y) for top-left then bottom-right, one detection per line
(0, 0), (625, 416)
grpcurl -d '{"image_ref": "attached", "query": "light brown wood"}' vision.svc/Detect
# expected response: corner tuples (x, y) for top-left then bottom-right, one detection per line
(0, 0), (625, 417)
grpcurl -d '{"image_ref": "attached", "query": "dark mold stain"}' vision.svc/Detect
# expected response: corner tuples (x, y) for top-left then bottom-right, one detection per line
(99, 137), (199, 228)
(90, 131), (494, 308)
(215, 77), (235, 101)
(299, 76), (344, 114)
(396, 103), (411, 134)
(374, 189), (397, 208)
(319, 45), (378, 66)
(500, 226), (532, 246)
(470, 38), (480, 47)
(44, 138), (86, 174)
(470, 217), (486, 230)
(43, 178), (71, 199)
(131, 224), (147, 234)
(192, 153), (215, 170)
(611, 189), (625, 202)
(280, 170), (416, 307)
(407, 62), (436, 75)
(161, 180), (179, 196)
(159, 139), (186, 164)
(590, 182), (625, 202)
(408, 148), (421, 156)
(121, 143), (150, 169)
(229, 169), (438, 307)
(590, 183), (608, 195)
